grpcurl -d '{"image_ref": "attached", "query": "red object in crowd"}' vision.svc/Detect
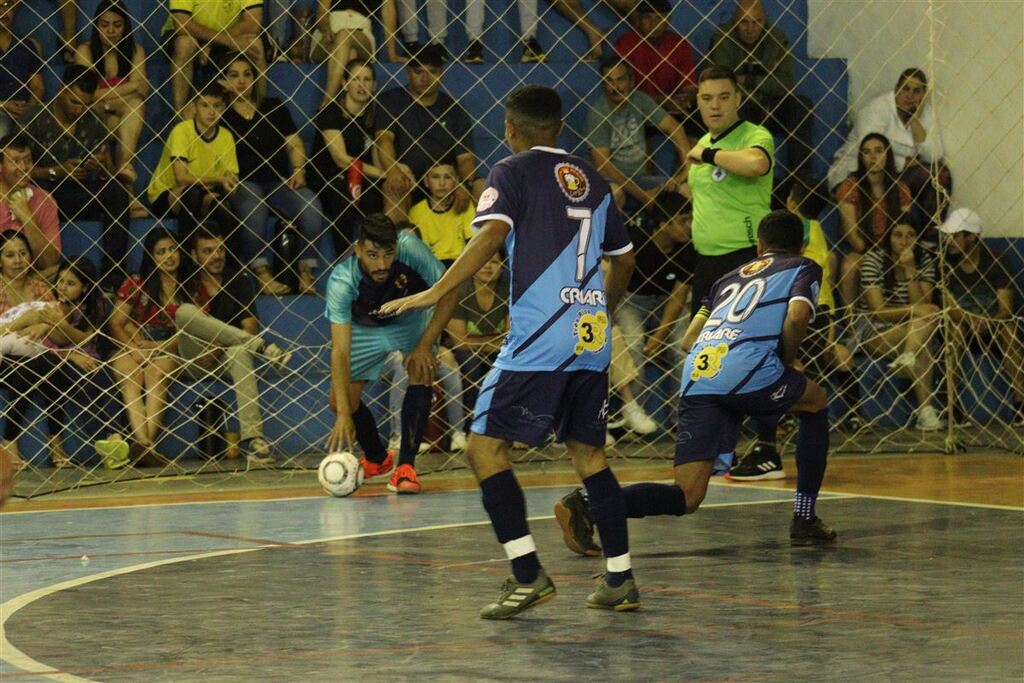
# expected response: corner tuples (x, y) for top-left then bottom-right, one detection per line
(348, 160), (363, 205)
(614, 30), (696, 103)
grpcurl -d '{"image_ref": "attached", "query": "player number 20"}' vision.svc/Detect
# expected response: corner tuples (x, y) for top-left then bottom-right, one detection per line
(567, 207), (593, 282)
(706, 278), (767, 326)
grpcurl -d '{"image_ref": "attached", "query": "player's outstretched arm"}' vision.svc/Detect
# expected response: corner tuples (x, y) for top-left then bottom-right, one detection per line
(781, 299), (814, 367)
(379, 220), (511, 317)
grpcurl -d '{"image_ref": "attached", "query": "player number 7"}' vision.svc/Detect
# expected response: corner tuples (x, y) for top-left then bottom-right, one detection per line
(567, 207), (593, 282)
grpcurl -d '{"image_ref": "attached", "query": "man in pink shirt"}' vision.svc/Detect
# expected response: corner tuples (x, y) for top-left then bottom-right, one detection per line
(0, 135), (60, 272)
(613, 0), (698, 135)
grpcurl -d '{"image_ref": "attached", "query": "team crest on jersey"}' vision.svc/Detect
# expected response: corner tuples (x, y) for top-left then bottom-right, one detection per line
(711, 165), (726, 182)
(573, 310), (608, 355)
(394, 273), (408, 292)
(478, 187), (499, 211)
(555, 163), (590, 202)
(739, 257), (773, 278)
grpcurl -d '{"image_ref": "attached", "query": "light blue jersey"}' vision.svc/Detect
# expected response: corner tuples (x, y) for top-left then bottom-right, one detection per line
(324, 231), (444, 381)
(472, 146), (632, 372)
(682, 253), (821, 396)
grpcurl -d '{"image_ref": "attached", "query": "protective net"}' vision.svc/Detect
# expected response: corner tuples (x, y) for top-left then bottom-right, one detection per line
(1, 0), (1021, 499)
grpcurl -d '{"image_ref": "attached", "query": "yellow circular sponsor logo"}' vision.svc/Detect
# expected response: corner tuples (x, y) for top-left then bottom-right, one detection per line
(573, 310), (608, 355)
(690, 343), (729, 381)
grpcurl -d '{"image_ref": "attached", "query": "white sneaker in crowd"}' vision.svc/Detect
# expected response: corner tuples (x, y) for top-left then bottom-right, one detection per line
(244, 437), (275, 468)
(262, 343), (292, 371)
(621, 400), (658, 434)
(450, 431), (468, 451)
(888, 351), (916, 374)
(916, 405), (944, 432)
(387, 434), (400, 452)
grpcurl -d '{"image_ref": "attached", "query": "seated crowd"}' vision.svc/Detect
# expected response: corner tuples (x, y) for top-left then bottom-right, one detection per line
(0, 0), (1019, 474)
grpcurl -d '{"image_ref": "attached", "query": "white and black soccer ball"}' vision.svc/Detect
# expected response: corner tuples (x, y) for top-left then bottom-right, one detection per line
(318, 452), (364, 497)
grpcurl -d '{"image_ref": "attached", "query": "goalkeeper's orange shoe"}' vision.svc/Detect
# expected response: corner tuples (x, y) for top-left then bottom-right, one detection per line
(387, 464), (421, 494)
(360, 451), (394, 479)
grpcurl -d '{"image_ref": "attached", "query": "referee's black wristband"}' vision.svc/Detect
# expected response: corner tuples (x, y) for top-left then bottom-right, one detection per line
(701, 147), (719, 165)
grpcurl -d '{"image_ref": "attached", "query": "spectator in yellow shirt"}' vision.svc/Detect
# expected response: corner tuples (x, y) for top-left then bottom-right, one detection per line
(407, 159), (474, 267)
(146, 84), (241, 251)
(164, 0), (266, 113)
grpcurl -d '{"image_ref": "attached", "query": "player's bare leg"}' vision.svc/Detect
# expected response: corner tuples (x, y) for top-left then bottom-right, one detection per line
(470, 433), (556, 619)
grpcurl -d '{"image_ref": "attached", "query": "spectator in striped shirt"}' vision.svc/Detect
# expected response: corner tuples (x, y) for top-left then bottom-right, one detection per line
(855, 217), (942, 431)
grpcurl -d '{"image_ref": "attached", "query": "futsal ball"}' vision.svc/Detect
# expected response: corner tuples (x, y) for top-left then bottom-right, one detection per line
(318, 451), (364, 497)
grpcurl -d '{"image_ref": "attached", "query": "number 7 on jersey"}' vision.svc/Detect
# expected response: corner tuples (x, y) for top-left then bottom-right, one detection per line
(567, 207), (593, 282)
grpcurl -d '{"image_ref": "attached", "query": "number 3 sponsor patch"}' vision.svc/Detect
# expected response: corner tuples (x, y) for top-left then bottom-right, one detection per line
(690, 343), (729, 381)
(573, 310), (608, 355)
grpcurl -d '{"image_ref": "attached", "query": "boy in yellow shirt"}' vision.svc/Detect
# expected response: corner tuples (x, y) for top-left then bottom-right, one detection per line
(147, 84), (241, 250)
(407, 160), (475, 267)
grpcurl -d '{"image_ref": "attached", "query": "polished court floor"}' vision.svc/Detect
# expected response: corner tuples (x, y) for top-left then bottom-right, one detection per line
(1, 454), (1022, 682)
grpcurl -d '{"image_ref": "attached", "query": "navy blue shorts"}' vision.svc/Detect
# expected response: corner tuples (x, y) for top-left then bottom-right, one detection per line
(470, 368), (608, 448)
(674, 366), (807, 466)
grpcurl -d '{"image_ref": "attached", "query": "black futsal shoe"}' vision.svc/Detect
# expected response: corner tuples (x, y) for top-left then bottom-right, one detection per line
(790, 514), (837, 546)
(463, 40), (484, 63)
(727, 444), (785, 481)
(554, 488), (602, 557)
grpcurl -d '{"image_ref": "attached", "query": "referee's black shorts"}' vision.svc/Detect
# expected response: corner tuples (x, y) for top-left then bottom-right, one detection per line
(690, 246), (759, 317)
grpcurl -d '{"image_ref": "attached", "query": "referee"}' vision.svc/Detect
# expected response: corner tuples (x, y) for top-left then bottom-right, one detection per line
(685, 65), (775, 316)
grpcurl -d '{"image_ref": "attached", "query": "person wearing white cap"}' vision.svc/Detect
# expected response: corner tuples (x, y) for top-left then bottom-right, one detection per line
(939, 208), (1024, 427)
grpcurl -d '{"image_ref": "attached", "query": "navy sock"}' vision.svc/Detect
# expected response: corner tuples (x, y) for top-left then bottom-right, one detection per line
(351, 402), (386, 462)
(622, 483), (687, 518)
(795, 491), (816, 520)
(795, 409), (829, 519)
(583, 468), (632, 587)
(398, 384), (433, 468)
(755, 417), (778, 448)
(480, 469), (540, 584)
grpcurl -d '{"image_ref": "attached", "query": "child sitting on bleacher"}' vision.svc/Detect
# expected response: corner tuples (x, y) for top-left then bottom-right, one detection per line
(407, 159), (475, 268)
(146, 83), (241, 249)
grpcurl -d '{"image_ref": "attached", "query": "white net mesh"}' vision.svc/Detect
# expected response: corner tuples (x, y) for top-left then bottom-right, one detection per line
(1, 0), (1021, 499)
